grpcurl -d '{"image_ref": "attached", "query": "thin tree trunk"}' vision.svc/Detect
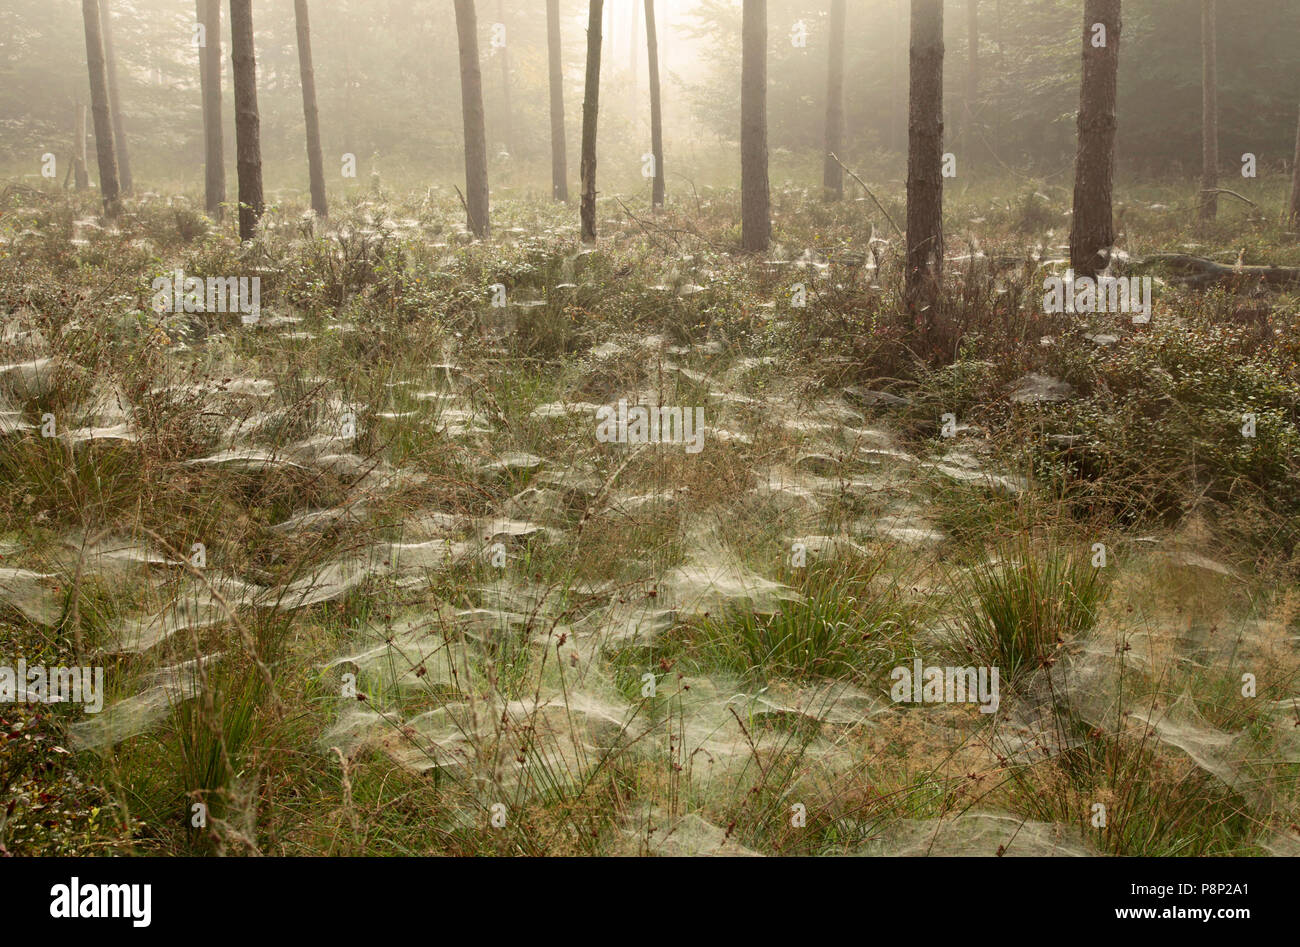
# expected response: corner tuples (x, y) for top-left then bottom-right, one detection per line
(1069, 0), (1121, 277)
(99, 0), (132, 194)
(1290, 101), (1300, 226)
(343, 17), (356, 161)
(964, 0), (978, 151)
(547, 0), (568, 201)
(496, 0), (513, 156)
(197, 0), (225, 218)
(823, 0), (846, 201)
(75, 102), (89, 191)
(229, 0), (265, 241)
(892, 0), (905, 153)
(1199, 0), (1217, 223)
(645, 0), (665, 208)
(580, 0), (604, 243)
(81, 0), (120, 217)
(629, 0), (639, 124)
(454, 0), (490, 238)
(294, 0), (328, 217)
(741, 0), (770, 252)
(905, 0), (944, 316)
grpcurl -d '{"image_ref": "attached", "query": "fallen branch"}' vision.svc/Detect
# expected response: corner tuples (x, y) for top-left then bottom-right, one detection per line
(615, 197), (726, 253)
(828, 153), (905, 239)
(1134, 253), (1300, 289)
(1199, 187), (1258, 208)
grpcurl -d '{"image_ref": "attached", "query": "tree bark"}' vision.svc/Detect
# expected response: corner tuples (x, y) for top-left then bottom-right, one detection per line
(629, 0), (639, 125)
(547, 0), (568, 202)
(1199, 0), (1218, 223)
(99, 0), (132, 194)
(1290, 101), (1300, 227)
(964, 0), (978, 151)
(741, 0), (770, 252)
(905, 0), (944, 315)
(890, 0), (904, 153)
(198, 0), (225, 218)
(1069, 0), (1121, 278)
(645, 0), (665, 208)
(229, 0), (265, 241)
(454, 0), (490, 238)
(343, 10), (356, 161)
(81, 0), (120, 217)
(74, 102), (89, 191)
(823, 0), (846, 202)
(580, 0), (604, 244)
(294, 0), (328, 217)
(496, 0), (513, 156)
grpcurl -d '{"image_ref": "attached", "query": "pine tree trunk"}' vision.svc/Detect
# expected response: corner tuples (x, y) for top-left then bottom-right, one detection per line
(645, 0), (665, 208)
(99, 0), (132, 194)
(198, 0), (226, 218)
(740, 0), (770, 252)
(965, 0), (978, 152)
(823, 0), (846, 202)
(629, 2), (639, 123)
(81, 0), (120, 217)
(75, 103), (89, 191)
(1199, 0), (1218, 223)
(343, 8), (356, 162)
(1069, 0), (1121, 278)
(580, 0), (604, 244)
(891, 0), (905, 153)
(547, 0), (568, 202)
(905, 0), (944, 316)
(229, 0), (265, 241)
(294, 0), (328, 217)
(454, 0), (490, 238)
(496, 0), (513, 156)
(1290, 102), (1300, 226)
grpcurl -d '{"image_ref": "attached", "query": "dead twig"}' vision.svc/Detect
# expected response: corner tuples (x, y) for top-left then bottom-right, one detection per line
(1198, 187), (1258, 208)
(829, 152), (905, 239)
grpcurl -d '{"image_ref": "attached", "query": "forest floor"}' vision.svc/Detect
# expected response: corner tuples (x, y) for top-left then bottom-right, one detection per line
(2, 173), (1299, 856)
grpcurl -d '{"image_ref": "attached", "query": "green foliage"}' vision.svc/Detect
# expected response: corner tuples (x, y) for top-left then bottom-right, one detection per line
(952, 537), (1107, 684)
(695, 556), (910, 682)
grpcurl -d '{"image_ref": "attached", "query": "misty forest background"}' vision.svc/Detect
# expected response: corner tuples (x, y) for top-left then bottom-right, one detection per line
(5, 0), (1300, 192)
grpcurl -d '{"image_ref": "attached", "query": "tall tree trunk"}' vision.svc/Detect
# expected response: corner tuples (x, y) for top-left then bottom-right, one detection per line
(343, 14), (356, 161)
(891, 0), (905, 153)
(294, 0), (328, 217)
(496, 0), (513, 156)
(740, 0), (770, 252)
(547, 0), (568, 201)
(964, 0), (978, 151)
(823, 0), (846, 201)
(1290, 102), (1300, 226)
(454, 0), (490, 238)
(580, 0), (604, 243)
(99, 0), (132, 194)
(75, 102), (90, 191)
(197, 0), (225, 218)
(645, 0), (665, 208)
(1199, 0), (1217, 223)
(81, 0), (120, 217)
(229, 0), (265, 241)
(629, 0), (639, 124)
(1069, 0), (1121, 277)
(905, 0), (944, 316)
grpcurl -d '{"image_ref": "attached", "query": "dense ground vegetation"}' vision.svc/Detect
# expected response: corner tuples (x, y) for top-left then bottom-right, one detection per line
(2, 167), (1298, 855)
